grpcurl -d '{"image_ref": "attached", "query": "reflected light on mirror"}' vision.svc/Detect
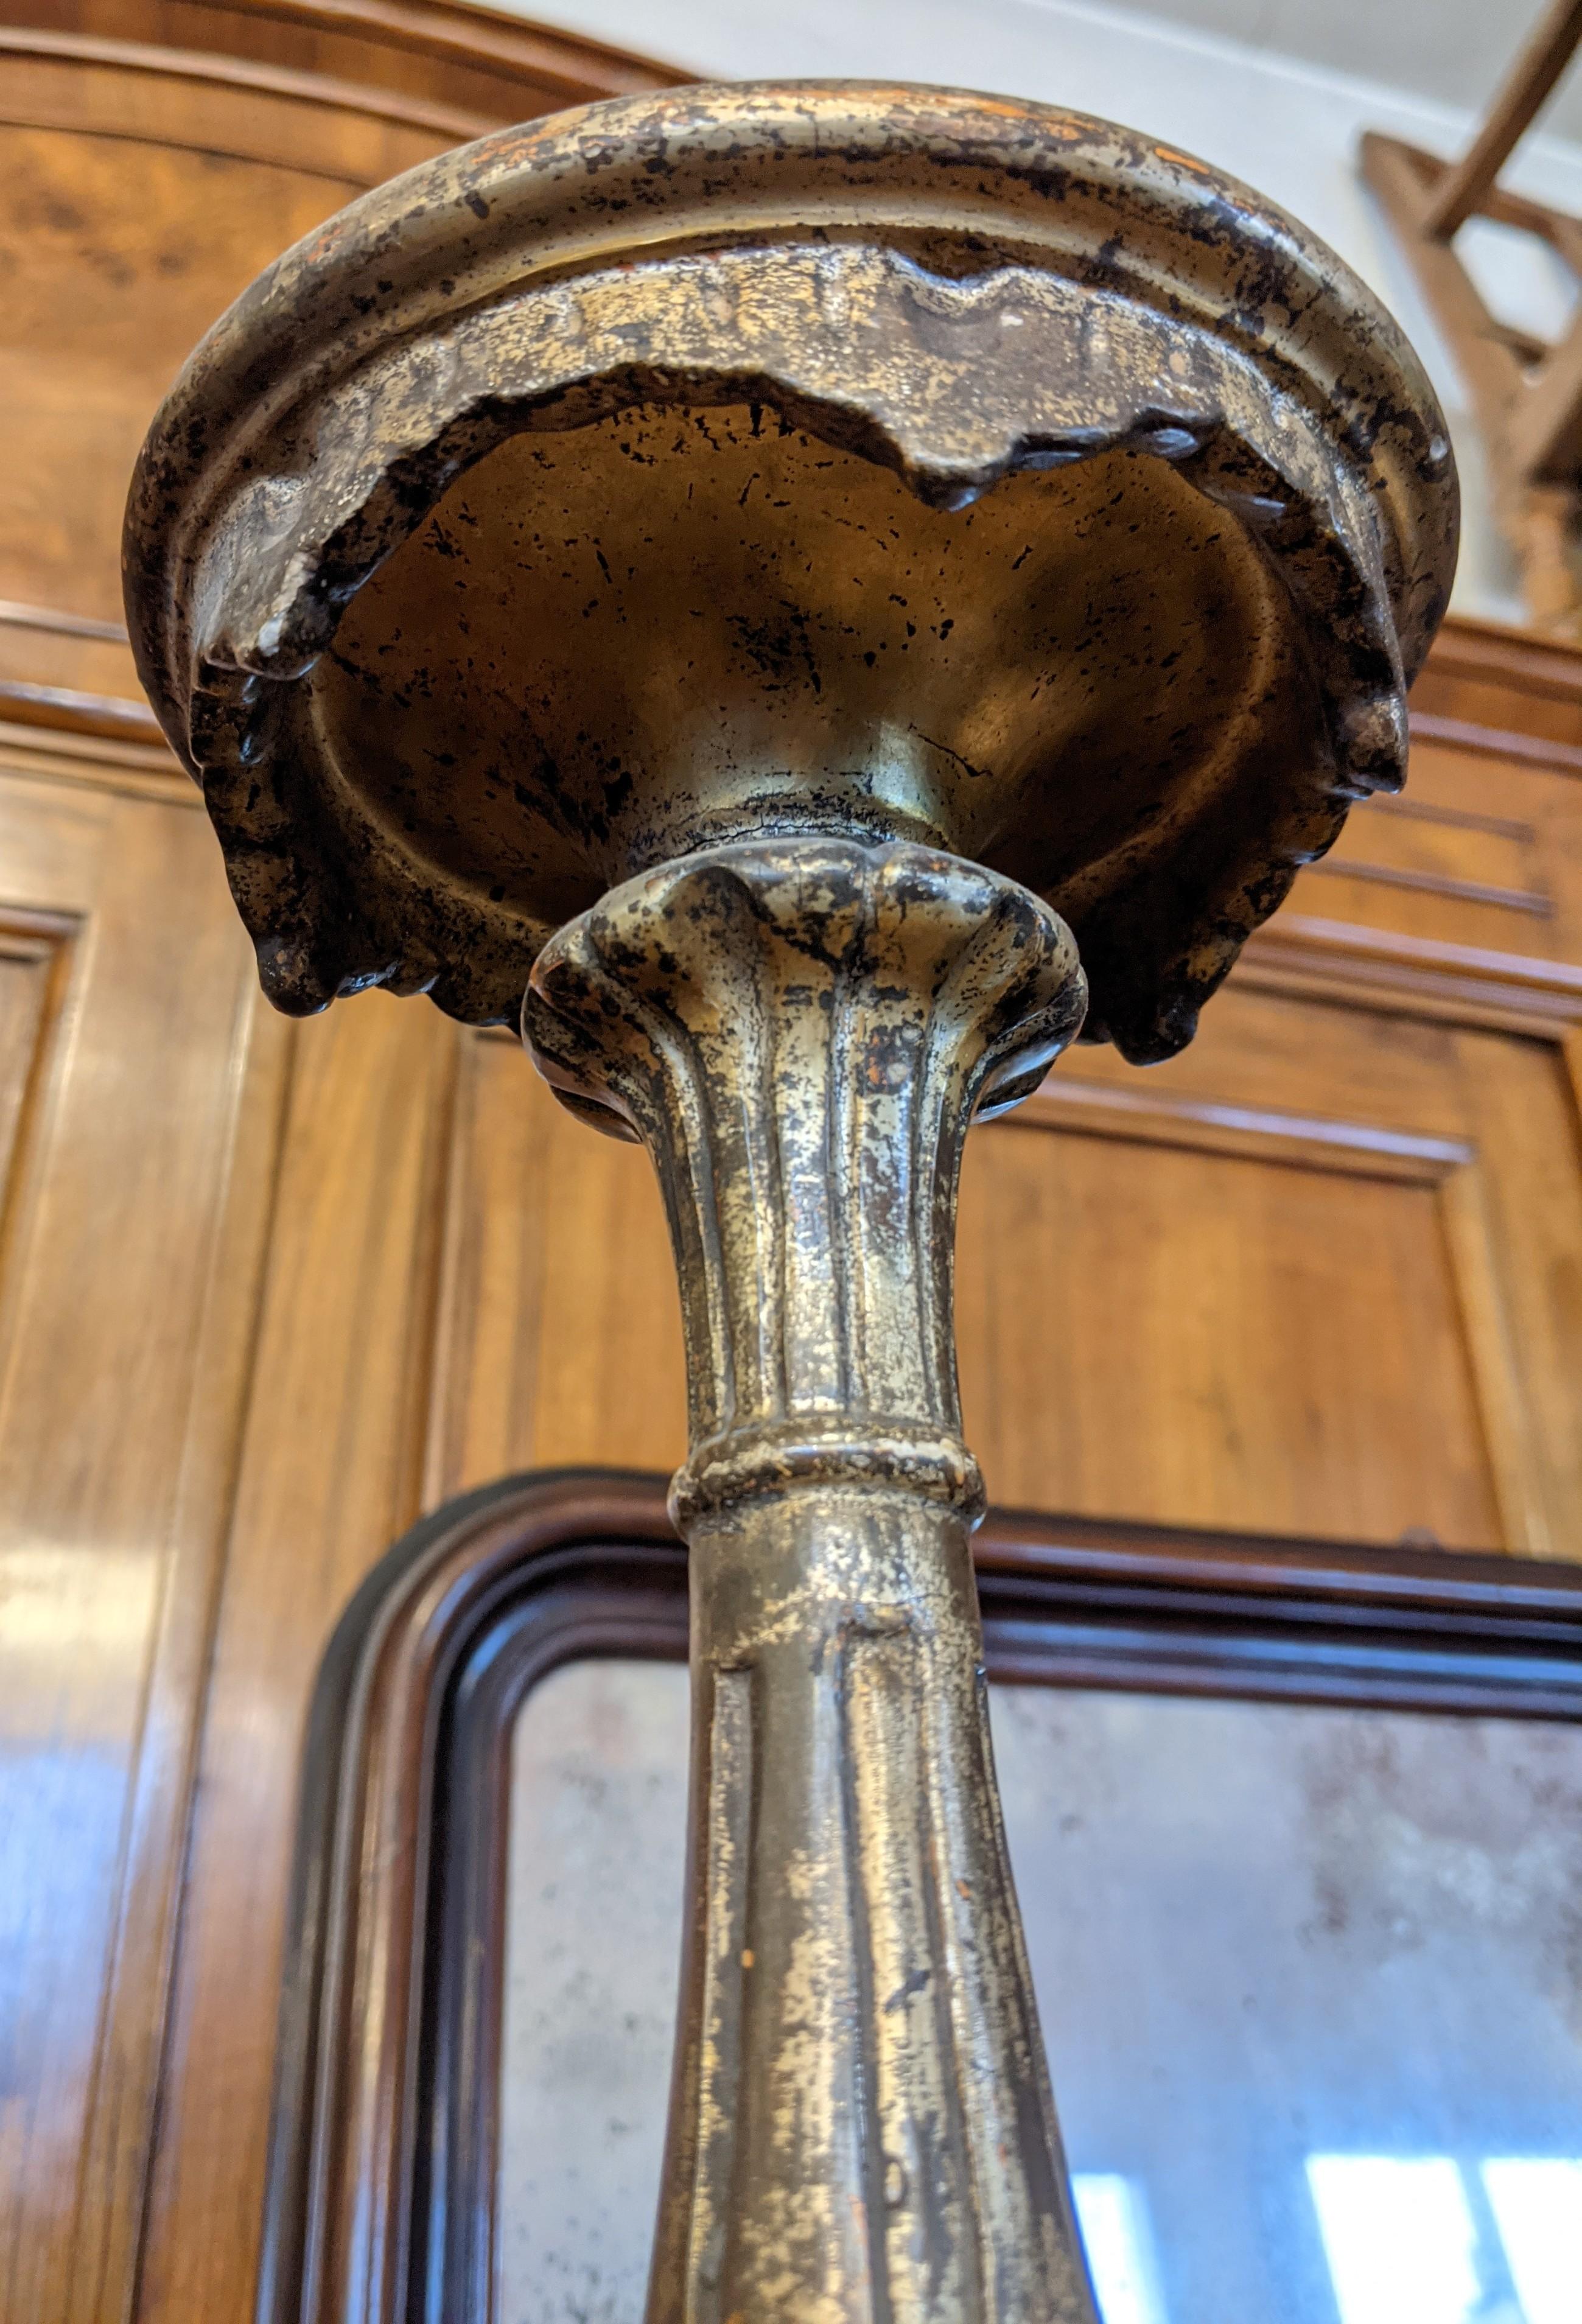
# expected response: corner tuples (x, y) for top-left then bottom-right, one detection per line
(1072, 2172), (1167, 2324)
(1307, 2157), (1482, 2324)
(1481, 2160), (1582, 2324)
(1307, 2154), (1582, 2324)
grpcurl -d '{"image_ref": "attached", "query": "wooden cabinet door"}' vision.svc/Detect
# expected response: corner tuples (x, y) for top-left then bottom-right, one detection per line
(0, 740), (281, 2324)
(959, 982), (1582, 1553)
(414, 968), (1582, 1561)
(9, 656), (1582, 2324)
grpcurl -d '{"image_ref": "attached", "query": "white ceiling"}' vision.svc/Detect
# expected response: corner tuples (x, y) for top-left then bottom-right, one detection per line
(1099, 0), (1582, 144)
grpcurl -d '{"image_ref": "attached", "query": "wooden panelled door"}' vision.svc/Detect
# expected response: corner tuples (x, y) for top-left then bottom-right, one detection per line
(0, 6), (683, 2321)
(3, 7), (1582, 2320)
(16, 625), (1581, 2324)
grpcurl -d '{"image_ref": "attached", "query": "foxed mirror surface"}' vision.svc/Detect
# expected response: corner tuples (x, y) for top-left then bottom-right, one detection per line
(498, 1659), (1582, 2324)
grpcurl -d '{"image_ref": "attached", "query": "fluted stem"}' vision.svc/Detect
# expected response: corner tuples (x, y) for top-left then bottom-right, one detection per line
(523, 835), (1097, 2322)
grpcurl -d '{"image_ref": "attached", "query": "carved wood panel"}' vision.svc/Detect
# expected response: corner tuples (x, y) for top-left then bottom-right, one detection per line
(412, 970), (1582, 1563)
(0, 5), (681, 2313)
(7, 669), (1582, 2324)
(962, 987), (1582, 1555)
(0, 743), (286, 2324)
(1, 0), (1581, 2299)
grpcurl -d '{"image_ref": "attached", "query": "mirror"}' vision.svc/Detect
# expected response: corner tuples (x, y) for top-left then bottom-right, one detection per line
(499, 1659), (1582, 2324)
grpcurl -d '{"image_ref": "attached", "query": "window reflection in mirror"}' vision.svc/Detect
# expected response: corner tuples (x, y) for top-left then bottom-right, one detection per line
(1303, 2153), (1582, 2324)
(498, 1662), (1582, 2323)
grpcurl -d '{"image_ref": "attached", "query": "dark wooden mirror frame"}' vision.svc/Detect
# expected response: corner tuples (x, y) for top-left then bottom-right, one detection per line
(257, 1469), (1582, 2324)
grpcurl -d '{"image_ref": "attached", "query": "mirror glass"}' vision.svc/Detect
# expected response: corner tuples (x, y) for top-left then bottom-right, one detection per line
(498, 1659), (1582, 2324)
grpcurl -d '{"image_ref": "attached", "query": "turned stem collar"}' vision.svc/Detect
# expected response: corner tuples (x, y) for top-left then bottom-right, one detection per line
(523, 836), (1087, 1525)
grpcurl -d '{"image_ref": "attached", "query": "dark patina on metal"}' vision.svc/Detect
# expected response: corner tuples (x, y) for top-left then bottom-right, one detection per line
(125, 80), (1455, 1064)
(124, 80), (1457, 2324)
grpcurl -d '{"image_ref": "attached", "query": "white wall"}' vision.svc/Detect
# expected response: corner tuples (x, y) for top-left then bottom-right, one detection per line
(519, 0), (1582, 625)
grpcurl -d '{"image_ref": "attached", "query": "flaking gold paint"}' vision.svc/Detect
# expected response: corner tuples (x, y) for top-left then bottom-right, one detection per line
(122, 78), (1457, 2321)
(525, 839), (1098, 2317)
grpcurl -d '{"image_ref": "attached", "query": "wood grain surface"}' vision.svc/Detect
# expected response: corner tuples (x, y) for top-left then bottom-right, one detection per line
(2, 5), (1581, 2315)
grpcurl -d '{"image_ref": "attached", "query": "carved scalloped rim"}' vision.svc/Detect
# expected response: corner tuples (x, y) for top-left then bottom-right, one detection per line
(186, 244), (1403, 733)
(122, 82), (1459, 1060)
(127, 81), (1458, 710)
(181, 366), (1399, 1054)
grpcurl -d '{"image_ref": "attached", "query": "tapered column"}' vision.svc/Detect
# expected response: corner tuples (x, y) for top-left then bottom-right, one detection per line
(524, 837), (1097, 2322)
(122, 69), (1458, 2324)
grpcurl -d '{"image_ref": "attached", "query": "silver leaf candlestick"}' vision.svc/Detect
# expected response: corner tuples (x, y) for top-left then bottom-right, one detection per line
(125, 82), (1456, 2323)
